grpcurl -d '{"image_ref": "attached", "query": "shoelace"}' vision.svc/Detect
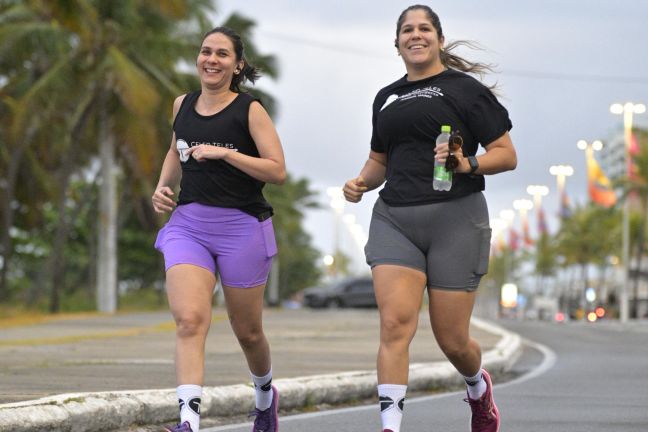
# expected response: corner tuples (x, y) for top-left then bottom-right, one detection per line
(248, 407), (271, 432)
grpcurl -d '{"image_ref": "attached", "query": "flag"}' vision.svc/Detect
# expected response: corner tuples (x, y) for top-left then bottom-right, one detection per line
(509, 228), (519, 251)
(559, 191), (572, 218)
(537, 207), (548, 235)
(522, 214), (534, 247)
(586, 151), (617, 208)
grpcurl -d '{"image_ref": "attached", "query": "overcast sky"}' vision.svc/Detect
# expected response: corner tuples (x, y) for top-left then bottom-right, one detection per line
(214, 0), (648, 272)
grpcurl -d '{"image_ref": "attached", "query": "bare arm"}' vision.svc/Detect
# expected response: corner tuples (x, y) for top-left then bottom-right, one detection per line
(151, 95), (185, 213)
(343, 151), (387, 203)
(186, 101), (287, 184)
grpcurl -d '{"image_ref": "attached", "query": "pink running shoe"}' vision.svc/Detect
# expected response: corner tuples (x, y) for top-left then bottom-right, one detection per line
(465, 369), (500, 432)
(249, 385), (279, 432)
(163, 421), (193, 432)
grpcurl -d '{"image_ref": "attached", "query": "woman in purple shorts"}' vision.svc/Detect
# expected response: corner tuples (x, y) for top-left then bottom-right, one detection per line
(151, 26), (285, 432)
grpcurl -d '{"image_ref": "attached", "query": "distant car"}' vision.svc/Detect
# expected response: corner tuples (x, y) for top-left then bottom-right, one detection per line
(303, 277), (376, 308)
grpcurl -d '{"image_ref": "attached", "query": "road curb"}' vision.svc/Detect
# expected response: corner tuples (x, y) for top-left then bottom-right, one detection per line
(0, 318), (521, 432)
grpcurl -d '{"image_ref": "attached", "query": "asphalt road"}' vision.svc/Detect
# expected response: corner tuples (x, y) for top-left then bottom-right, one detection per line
(204, 320), (648, 432)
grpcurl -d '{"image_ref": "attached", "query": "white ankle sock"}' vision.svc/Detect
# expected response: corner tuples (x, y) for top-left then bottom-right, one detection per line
(251, 368), (274, 410)
(378, 384), (407, 432)
(177, 384), (202, 432)
(464, 369), (487, 400)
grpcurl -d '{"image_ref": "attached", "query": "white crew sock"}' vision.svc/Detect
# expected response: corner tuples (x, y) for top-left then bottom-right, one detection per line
(177, 384), (202, 432)
(378, 384), (407, 432)
(251, 368), (274, 410)
(464, 368), (487, 400)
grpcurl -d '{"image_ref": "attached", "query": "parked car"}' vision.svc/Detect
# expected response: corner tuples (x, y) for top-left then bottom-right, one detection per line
(303, 276), (376, 308)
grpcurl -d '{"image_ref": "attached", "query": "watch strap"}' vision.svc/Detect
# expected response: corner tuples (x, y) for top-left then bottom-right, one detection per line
(467, 156), (479, 174)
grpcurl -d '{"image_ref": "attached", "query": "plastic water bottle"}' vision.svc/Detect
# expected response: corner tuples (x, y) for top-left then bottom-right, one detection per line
(433, 125), (452, 191)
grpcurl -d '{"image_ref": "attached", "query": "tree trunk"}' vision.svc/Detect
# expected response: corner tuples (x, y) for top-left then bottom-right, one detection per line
(0, 149), (21, 300)
(581, 263), (590, 319)
(0, 127), (36, 300)
(96, 103), (118, 313)
(48, 160), (74, 313)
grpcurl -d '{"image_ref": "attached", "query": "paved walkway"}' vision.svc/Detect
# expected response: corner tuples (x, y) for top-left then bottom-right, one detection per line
(0, 308), (499, 405)
(0, 308), (518, 432)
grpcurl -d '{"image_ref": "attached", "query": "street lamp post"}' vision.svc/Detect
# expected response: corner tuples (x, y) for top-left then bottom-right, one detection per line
(610, 102), (646, 323)
(513, 199), (534, 247)
(549, 165), (574, 219)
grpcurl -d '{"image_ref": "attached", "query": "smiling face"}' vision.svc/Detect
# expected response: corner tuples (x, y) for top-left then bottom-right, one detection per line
(396, 9), (444, 71)
(196, 32), (243, 90)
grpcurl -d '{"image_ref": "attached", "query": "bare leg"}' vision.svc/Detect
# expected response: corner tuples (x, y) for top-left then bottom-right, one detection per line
(166, 264), (216, 385)
(223, 284), (271, 376)
(427, 288), (481, 376)
(373, 265), (426, 384)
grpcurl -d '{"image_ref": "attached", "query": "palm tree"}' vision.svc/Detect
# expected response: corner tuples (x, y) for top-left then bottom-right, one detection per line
(555, 204), (620, 316)
(1, 1), (283, 311)
(1, 0), (214, 311)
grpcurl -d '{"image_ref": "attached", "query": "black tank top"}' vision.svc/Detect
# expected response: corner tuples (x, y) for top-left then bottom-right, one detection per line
(173, 91), (273, 219)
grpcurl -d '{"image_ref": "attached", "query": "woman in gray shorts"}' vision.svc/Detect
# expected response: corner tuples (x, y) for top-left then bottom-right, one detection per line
(343, 5), (517, 432)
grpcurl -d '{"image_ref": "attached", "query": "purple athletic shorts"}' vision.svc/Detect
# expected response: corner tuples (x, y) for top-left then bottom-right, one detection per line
(154, 202), (277, 288)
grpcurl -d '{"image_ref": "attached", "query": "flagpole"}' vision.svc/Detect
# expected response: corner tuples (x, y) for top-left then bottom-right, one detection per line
(610, 102), (645, 323)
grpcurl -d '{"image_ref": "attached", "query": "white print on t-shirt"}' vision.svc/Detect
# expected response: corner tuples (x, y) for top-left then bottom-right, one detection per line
(380, 86), (444, 111)
(176, 139), (239, 163)
(176, 139), (190, 162)
(380, 94), (399, 111)
(190, 141), (238, 151)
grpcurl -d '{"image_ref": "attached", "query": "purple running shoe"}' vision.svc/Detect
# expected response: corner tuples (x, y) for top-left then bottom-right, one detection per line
(249, 385), (279, 432)
(163, 421), (193, 432)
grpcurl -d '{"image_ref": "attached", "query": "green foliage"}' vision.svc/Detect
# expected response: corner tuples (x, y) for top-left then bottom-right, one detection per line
(265, 175), (322, 299)
(0, 1), (319, 311)
(555, 203), (621, 267)
(535, 233), (557, 278)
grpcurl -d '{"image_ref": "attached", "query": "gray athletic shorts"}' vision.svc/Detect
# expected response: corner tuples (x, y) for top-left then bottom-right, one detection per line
(365, 193), (492, 291)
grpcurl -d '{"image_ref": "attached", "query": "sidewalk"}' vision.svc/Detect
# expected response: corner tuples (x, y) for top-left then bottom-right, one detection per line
(0, 308), (519, 431)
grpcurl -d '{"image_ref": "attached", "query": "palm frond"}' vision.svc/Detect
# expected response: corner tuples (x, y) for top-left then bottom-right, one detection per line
(106, 46), (160, 118)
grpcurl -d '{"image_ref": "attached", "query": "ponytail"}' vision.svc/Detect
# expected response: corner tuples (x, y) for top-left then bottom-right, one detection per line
(231, 58), (261, 93)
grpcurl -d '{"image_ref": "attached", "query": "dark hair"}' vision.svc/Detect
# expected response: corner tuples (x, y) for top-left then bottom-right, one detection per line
(202, 26), (261, 92)
(395, 5), (494, 79)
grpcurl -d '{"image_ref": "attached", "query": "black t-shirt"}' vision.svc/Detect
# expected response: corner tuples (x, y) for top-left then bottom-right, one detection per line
(173, 91), (273, 219)
(371, 68), (512, 206)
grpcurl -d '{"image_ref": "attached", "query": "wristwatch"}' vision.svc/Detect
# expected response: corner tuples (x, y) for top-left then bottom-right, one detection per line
(467, 155), (479, 174)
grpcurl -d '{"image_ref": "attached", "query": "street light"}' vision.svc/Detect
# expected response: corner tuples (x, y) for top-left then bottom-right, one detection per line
(526, 185), (549, 209)
(610, 101), (646, 323)
(549, 165), (574, 218)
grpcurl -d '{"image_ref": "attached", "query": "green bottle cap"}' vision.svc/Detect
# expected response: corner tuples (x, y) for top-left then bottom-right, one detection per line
(441, 125), (451, 133)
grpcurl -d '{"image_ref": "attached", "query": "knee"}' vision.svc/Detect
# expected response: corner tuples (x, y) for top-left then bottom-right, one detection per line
(175, 313), (210, 339)
(380, 314), (417, 345)
(436, 335), (470, 359)
(232, 323), (265, 349)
